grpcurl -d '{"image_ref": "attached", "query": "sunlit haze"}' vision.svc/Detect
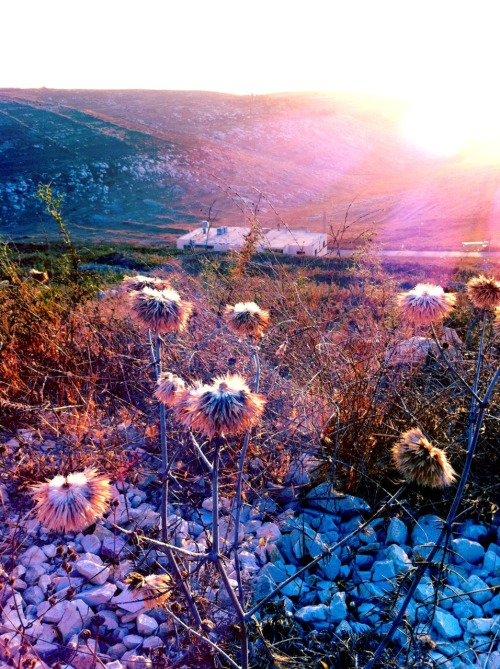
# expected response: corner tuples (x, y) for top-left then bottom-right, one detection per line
(3, 0), (500, 159)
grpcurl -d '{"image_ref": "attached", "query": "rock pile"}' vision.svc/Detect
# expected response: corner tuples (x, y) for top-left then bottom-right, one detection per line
(1, 440), (499, 669)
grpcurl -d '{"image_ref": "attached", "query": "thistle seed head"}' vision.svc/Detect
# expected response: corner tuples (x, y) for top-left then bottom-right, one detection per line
(122, 275), (171, 292)
(467, 275), (500, 310)
(154, 372), (186, 407)
(397, 284), (456, 325)
(130, 287), (193, 333)
(224, 302), (270, 338)
(174, 373), (266, 438)
(125, 572), (172, 610)
(392, 428), (456, 488)
(30, 468), (112, 533)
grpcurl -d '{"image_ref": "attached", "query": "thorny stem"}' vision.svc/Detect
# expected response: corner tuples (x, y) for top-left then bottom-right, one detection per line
(233, 347), (261, 602)
(166, 606), (242, 669)
(147, 329), (203, 630)
(211, 436), (222, 559)
(189, 431), (213, 473)
(367, 363), (500, 668)
(245, 485), (406, 620)
(211, 432), (249, 669)
(429, 323), (482, 404)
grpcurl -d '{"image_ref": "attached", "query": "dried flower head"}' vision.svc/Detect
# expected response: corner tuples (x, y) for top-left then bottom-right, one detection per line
(174, 373), (266, 438)
(122, 275), (171, 292)
(392, 428), (456, 488)
(30, 468), (112, 533)
(397, 284), (456, 325)
(467, 275), (500, 310)
(224, 302), (270, 338)
(29, 269), (49, 284)
(154, 372), (186, 407)
(130, 287), (193, 333)
(125, 572), (172, 610)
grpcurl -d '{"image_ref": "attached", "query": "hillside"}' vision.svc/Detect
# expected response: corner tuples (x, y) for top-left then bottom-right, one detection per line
(1, 89), (500, 250)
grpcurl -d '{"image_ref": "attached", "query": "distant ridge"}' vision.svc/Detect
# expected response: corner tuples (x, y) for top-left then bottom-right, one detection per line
(1, 89), (499, 250)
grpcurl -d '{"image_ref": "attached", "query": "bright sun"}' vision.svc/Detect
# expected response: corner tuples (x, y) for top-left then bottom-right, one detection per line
(401, 90), (500, 161)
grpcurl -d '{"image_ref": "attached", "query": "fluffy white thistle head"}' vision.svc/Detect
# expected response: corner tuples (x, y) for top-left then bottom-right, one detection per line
(30, 468), (112, 533)
(397, 284), (456, 325)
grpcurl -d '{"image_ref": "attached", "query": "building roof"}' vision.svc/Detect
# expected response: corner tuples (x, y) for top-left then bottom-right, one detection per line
(179, 226), (326, 248)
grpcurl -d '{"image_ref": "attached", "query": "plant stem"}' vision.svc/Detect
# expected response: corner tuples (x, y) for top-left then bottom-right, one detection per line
(211, 433), (249, 669)
(367, 363), (500, 668)
(233, 348), (261, 601)
(154, 335), (169, 544)
(211, 436), (222, 559)
(430, 323), (481, 404)
(147, 329), (203, 630)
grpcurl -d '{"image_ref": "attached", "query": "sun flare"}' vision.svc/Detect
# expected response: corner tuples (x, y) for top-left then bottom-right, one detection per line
(401, 90), (500, 161)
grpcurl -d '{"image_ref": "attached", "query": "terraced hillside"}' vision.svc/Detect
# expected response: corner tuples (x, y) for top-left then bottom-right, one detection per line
(1, 89), (500, 249)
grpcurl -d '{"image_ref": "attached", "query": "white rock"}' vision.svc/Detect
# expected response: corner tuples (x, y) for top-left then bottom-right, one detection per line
(76, 559), (110, 585)
(23, 585), (45, 605)
(108, 643), (127, 659)
(238, 551), (260, 574)
(38, 574), (52, 594)
(78, 552), (103, 565)
(256, 522), (282, 542)
(81, 534), (102, 554)
(41, 544), (57, 559)
(79, 582), (116, 606)
(99, 609), (119, 630)
(58, 600), (92, 642)
(26, 565), (47, 584)
(102, 535), (127, 558)
(142, 635), (163, 649)
(136, 613), (158, 635)
(39, 600), (66, 623)
(19, 546), (48, 567)
(123, 634), (143, 649)
(105, 662), (125, 669)
(121, 653), (151, 669)
(111, 587), (145, 613)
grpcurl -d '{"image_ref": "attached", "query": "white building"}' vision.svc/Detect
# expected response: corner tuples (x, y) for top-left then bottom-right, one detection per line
(461, 241), (489, 252)
(177, 223), (328, 257)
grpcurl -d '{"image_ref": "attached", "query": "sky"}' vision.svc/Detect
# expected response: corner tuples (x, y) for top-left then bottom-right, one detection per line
(2, 0), (500, 98)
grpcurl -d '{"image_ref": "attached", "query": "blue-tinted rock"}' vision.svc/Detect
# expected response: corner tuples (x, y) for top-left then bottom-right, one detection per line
(433, 609), (462, 640)
(451, 538), (485, 565)
(328, 592), (348, 623)
(294, 604), (328, 624)
(467, 618), (493, 635)
(305, 483), (371, 517)
(385, 544), (412, 573)
(371, 559), (396, 592)
(411, 515), (444, 558)
(457, 520), (488, 542)
(462, 574), (492, 605)
(386, 517), (408, 545)
(318, 554), (341, 581)
(355, 554), (373, 569)
(484, 550), (500, 576)
(414, 577), (434, 603)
